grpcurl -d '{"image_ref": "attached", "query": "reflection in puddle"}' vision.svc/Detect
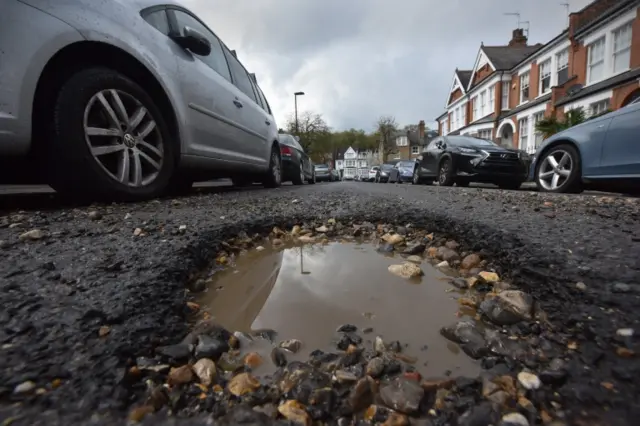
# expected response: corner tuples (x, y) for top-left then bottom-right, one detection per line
(198, 242), (479, 377)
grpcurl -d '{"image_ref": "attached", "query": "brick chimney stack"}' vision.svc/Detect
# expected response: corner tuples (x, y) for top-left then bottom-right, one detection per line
(508, 28), (528, 47)
(418, 120), (425, 139)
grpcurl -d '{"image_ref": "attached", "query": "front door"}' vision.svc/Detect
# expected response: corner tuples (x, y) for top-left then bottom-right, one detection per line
(598, 104), (640, 176)
(169, 8), (250, 161)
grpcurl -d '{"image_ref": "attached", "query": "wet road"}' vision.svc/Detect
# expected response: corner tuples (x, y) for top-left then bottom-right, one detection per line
(1, 179), (639, 424)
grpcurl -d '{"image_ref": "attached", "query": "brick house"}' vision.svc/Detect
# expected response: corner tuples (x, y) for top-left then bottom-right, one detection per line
(386, 120), (438, 161)
(436, 0), (640, 154)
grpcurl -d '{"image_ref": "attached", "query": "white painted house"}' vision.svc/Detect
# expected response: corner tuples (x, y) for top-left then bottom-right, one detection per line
(335, 146), (380, 179)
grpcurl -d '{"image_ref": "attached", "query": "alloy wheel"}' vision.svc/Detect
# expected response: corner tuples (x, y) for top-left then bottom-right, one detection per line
(299, 163), (305, 184)
(83, 89), (163, 187)
(412, 168), (419, 184)
(272, 152), (281, 185)
(439, 162), (449, 185)
(538, 150), (572, 191)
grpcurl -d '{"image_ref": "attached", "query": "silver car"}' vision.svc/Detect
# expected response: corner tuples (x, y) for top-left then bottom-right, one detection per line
(0, 0), (282, 200)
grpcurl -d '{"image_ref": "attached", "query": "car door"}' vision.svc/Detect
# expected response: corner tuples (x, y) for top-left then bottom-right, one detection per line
(221, 46), (270, 164)
(166, 8), (250, 162)
(597, 103), (640, 176)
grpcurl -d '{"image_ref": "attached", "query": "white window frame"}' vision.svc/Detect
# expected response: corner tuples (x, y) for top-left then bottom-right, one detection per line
(461, 104), (467, 126)
(587, 37), (606, 84)
(590, 99), (610, 117)
(488, 86), (495, 113)
(532, 112), (544, 152)
(478, 129), (492, 140)
(520, 72), (530, 104)
(472, 97), (478, 121)
(345, 159), (356, 167)
(411, 146), (419, 154)
(613, 22), (632, 74)
(556, 49), (569, 86)
(480, 91), (487, 117)
(518, 117), (529, 151)
(501, 81), (509, 110)
(539, 59), (552, 95)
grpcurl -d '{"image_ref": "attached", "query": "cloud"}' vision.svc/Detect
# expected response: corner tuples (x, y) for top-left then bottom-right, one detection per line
(183, 0), (593, 131)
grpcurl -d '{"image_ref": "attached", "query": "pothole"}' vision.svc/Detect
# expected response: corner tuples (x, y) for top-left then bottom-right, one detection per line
(198, 239), (480, 378)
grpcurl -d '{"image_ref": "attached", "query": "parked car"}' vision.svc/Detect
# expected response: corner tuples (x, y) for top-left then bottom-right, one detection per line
(376, 163), (400, 183)
(330, 168), (340, 181)
(278, 134), (315, 185)
(394, 161), (416, 183)
(314, 164), (332, 182)
(412, 136), (529, 189)
(0, 0), (281, 200)
(366, 166), (380, 182)
(530, 99), (640, 194)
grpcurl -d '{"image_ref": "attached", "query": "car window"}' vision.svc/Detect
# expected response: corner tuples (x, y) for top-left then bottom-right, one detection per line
(170, 10), (232, 83)
(254, 83), (270, 114)
(291, 139), (304, 152)
(142, 9), (170, 35)
(257, 86), (272, 115)
(222, 47), (258, 103)
(427, 140), (439, 150)
(448, 136), (497, 146)
(248, 76), (264, 109)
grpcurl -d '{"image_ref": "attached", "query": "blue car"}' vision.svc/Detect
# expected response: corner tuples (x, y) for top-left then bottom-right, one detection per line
(529, 98), (640, 194)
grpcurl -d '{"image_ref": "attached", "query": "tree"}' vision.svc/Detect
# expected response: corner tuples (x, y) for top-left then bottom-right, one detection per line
(284, 111), (331, 153)
(375, 115), (398, 159)
(534, 108), (587, 139)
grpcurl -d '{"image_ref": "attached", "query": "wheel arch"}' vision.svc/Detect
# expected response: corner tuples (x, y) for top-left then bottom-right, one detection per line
(31, 41), (181, 164)
(438, 153), (453, 169)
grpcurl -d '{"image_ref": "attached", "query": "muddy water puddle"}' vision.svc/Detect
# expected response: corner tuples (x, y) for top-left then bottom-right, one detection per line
(198, 241), (479, 378)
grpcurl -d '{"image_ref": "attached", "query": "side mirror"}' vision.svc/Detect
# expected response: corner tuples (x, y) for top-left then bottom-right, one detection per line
(174, 26), (211, 56)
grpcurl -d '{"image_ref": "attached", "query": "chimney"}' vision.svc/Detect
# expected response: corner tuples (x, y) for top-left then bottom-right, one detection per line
(508, 28), (528, 47)
(418, 120), (425, 139)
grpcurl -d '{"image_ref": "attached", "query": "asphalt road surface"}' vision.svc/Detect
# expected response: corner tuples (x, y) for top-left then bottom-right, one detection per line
(1, 181), (639, 425)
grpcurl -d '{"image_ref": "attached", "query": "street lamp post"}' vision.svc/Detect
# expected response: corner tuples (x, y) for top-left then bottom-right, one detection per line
(294, 91), (305, 134)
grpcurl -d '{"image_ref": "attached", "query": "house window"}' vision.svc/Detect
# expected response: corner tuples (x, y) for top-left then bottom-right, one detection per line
(345, 160), (356, 167)
(411, 146), (419, 154)
(539, 59), (551, 95)
(501, 81), (509, 109)
(532, 112), (544, 152)
(488, 86), (495, 112)
(480, 91), (487, 117)
(520, 72), (530, 103)
(587, 37), (605, 83)
(461, 105), (467, 126)
(613, 22), (632, 73)
(478, 129), (492, 140)
(453, 109), (458, 130)
(518, 117), (529, 150)
(443, 119), (449, 134)
(556, 49), (569, 85)
(590, 99), (610, 117)
(472, 97), (478, 120)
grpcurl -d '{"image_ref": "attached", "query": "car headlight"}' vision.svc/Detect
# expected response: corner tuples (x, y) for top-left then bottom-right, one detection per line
(469, 149), (490, 166)
(458, 147), (478, 154)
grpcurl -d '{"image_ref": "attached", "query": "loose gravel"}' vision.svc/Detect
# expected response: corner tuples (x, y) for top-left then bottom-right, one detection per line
(1, 182), (639, 425)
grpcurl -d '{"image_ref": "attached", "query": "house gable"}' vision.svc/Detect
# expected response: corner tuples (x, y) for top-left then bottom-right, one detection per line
(344, 147), (357, 159)
(467, 48), (497, 90)
(446, 71), (466, 106)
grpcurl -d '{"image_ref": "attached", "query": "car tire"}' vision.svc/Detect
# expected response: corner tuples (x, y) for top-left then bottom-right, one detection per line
(48, 67), (176, 201)
(308, 169), (316, 184)
(535, 143), (582, 193)
(292, 162), (305, 185)
(412, 168), (422, 185)
(438, 158), (455, 186)
(262, 145), (282, 188)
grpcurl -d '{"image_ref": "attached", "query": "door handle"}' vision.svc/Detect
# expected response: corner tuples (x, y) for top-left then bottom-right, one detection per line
(233, 99), (243, 108)
(597, 124), (605, 128)
(265, 119), (271, 125)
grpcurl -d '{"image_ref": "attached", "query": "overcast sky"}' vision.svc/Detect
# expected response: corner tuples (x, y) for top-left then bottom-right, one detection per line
(184, 0), (593, 132)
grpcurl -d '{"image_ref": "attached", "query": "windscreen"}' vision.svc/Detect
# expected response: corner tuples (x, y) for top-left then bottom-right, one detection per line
(448, 136), (497, 146)
(397, 161), (414, 168)
(315, 164), (329, 169)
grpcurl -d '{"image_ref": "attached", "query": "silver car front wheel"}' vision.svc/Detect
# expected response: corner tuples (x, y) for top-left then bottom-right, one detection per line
(535, 144), (582, 193)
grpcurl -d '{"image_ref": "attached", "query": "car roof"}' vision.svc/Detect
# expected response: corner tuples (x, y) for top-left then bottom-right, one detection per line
(131, 0), (187, 8)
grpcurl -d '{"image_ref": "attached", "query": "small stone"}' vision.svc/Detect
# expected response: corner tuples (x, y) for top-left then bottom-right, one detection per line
(133, 228), (143, 236)
(270, 347), (288, 367)
(128, 405), (154, 422)
(374, 336), (386, 353)
(168, 365), (193, 386)
(228, 372), (260, 396)
(517, 371), (541, 390)
(88, 211), (102, 220)
(576, 282), (587, 291)
(298, 235), (315, 243)
(616, 347), (635, 358)
(272, 238), (284, 246)
(255, 245), (265, 251)
(500, 412), (529, 425)
(388, 262), (423, 279)
(98, 325), (111, 337)
(366, 357), (385, 377)
(14, 381), (36, 394)
(334, 370), (358, 383)
(616, 328), (634, 337)
(336, 324), (357, 333)
(316, 225), (329, 233)
(612, 282), (631, 293)
(461, 253), (481, 269)
(243, 352), (263, 369)
(379, 377), (424, 414)
(384, 412), (410, 426)
(291, 225), (302, 235)
(193, 358), (216, 386)
(479, 271), (500, 282)
(445, 240), (459, 250)
(406, 255), (422, 263)
(19, 229), (46, 241)
(436, 260), (449, 268)
(178, 224), (187, 233)
(426, 247), (438, 258)
(278, 400), (311, 426)
(124, 213), (132, 220)
(383, 233), (405, 245)
(279, 339), (302, 353)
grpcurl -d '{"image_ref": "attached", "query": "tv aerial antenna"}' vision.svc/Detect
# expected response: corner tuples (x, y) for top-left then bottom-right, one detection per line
(504, 12), (530, 38)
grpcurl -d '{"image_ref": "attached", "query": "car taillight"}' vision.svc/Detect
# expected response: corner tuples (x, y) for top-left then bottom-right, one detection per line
(280, 145), (292, 156)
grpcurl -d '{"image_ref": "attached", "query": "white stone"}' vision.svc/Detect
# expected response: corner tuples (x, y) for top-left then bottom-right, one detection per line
(616, 328), (634, 337)
(500, 412), (529, 425)
(517, 371), (541, 390)
(388, 262), (423, 279)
